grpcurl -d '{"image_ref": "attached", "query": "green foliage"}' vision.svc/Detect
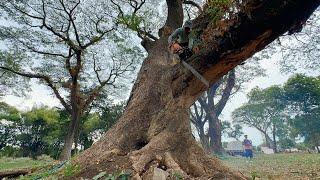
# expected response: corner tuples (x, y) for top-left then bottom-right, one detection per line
(0, 101), (123, 159)
(0, 146), (22, 157)
(250, 171), (261, 180)
(233, 74), (320, 151)
(283, 74), (320, 148)
(232, 85), (291, 150)
(173, 171), (183, 180)
(118, 15), (143, 31)
(78, 102), (124, 150)
(206, 0), (232, 23)
(63, 163), (80, 177)
(295, 143), (308, 151)
(0, 104), (67, 159)
(222, 121), (243, 140)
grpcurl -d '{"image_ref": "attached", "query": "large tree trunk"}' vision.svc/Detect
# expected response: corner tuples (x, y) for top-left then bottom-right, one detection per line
(260, 131), (274, 149)
(208, 112), (224, 154)
(73, 41), (242, 179)
(59, 79), (82, 160)
(272, 123), (278, 153)
(208, 70), (235, 154)
(72, 0), (318, 179)
(59, 109), (81, 161)
(198, 123), (211, 153)
(196, 69), (235, 155)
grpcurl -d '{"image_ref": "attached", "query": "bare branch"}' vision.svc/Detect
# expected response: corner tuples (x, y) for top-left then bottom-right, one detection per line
(82, 27), (116, 49)
(0, 66), (71, 112)
(19, 40), (69, 58)
(183, 0), (202, 13)
(65, 48), (74, 74)
(59, 0), (82, 47)
(214, 69), (235, 115)
(93, 53), (102, 84)
(110, 0), (124, 17)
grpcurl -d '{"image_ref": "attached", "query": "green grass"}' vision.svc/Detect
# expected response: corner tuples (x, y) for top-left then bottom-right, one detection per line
(1, 153), (320, 179)
(0, 156), (54, 171)
(222, 153), (320, 179)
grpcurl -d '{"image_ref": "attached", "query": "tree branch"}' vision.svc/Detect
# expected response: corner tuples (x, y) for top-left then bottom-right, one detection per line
(165, 0), (184, 29)
(183, 0), (202, 13)
(0, 66), (71, 112)
(59, 0), (82, 47)
(215, 69), (235, 116)
(172, 0), (319, 106)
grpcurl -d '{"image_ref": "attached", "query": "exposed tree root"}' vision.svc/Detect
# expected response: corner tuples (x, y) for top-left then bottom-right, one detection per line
(73, 129), (246, 179)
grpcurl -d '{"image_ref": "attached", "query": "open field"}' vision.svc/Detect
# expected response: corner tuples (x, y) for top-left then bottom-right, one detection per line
(0, 156), (54, 171)
(0, 156), (55, 179)
(0, 153), (319, 179)
(223, 153), (320, 180)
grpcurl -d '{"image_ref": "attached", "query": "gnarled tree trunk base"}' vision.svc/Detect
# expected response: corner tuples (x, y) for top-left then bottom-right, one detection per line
(74, 135), (244, 179)
(70, 39), (245, 178)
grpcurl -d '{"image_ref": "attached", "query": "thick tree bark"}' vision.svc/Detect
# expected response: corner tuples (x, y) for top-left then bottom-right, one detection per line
(73, 41), (242, 179)
(264, 133), (271, 148)
(198, 122), (210, 152)
(194, 69), (235, 154)
(72, 0), (319, 179)
(209, 70), (235, 154)
(272, 123), (278, 153)
(59, 68), (82, 160)
(208, 113), (223, 154)
(59, 108), (81, 160)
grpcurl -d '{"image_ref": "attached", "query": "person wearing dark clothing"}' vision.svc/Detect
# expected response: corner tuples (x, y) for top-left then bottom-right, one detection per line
(242, 135), (253, 158)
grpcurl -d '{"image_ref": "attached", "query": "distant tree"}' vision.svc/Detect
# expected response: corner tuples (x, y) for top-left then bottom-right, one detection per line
(0, 105), (63, 159)
(0, 1), (142, 160)
(283, 74), (320, 152)
(234, 74), (320, 152)
(232, 102), (274, 148)
(222, 123), (243, 141)
(0, 103), (123, 159)
(0, 102), (20, 150)
(190, 59), (265, 154)
(232, 86), (288, 152)
(190, 69), (235, 154)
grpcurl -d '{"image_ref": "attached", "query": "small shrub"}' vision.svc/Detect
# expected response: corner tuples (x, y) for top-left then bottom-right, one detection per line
(250, 171), (261, 180)
(63, 163), (80, 177)
(173, 171), (183, 180)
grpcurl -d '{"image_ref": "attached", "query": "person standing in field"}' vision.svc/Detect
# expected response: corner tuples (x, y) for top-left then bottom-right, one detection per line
(242, 135), (253, 159)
